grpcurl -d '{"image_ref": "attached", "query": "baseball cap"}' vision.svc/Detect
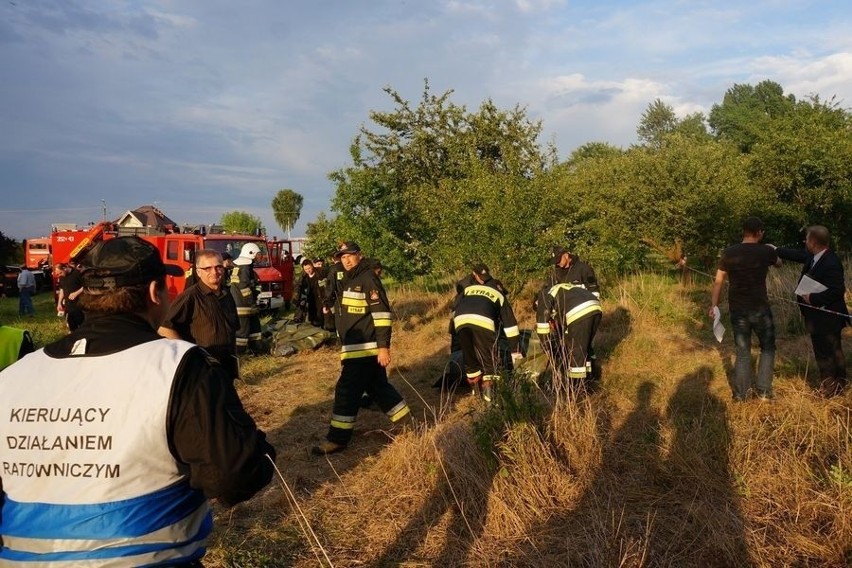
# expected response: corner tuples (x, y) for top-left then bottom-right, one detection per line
(471, 263), (491, 280)
(80, 236), (183, 290)
(551, 246), (569, 264)
(332, 241), (361, 259)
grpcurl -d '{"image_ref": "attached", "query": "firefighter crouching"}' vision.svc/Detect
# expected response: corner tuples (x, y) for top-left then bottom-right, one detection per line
(231, 242), (264, 353)
(452, 263), (522, 404)
(312, 241), (410, 455)
(536, 280), (602, 387)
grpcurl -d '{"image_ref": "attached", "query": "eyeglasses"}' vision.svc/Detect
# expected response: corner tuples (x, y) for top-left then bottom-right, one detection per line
(196, 265), (225, 272)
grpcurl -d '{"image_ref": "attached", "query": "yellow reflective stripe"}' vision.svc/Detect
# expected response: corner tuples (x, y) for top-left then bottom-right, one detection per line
(371, 311), (392, 320)
(342, 297), (368, 307)
(341, 348), (379, 360)
(565, 300), (602, 326)
(240, 288), (252, 297)
(548, 283), (576, 297)
(388, 403), (410, 422)
(568, 366), (587, 378)
(341, 342), (378, 352)
(483, 374), (499, 383)
(466, 370), (482, 379)
(342, 290), (364, 299)
(373, 319), (392, 327)
(235, 338), (249, 346)
(536, 323), (551, 334)
(503, 325), (519, 338)
(236, 307), (257, 315)
(453, 314), (496, 332)
(330, 420), (356, 430)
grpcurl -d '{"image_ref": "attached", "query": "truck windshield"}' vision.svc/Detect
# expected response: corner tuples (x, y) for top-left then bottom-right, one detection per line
(205, 239), (271, 267)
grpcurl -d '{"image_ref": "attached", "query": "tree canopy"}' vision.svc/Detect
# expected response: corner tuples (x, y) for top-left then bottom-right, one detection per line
(271, 189), (303, 239)
(310, 79), (851, 286)
(220, 210), (263, 235)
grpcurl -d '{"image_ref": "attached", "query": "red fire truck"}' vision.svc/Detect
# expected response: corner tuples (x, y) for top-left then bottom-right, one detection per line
(47, 223), (294, 312)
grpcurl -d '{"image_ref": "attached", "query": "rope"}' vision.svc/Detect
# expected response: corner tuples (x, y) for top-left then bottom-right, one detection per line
(682, 264), (852, 321)
(266, 454), (335, 568)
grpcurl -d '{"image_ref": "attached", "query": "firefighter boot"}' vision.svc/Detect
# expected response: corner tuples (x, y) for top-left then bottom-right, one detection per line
(310, 441), (347, 456)
(466, 373), (482, 398)
(480, 380), (494, 406)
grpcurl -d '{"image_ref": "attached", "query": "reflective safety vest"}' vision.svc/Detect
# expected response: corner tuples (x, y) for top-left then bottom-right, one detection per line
(0, 339), (212, 566)
(452, 282), (520, 343)
(0, 326), (26, 371)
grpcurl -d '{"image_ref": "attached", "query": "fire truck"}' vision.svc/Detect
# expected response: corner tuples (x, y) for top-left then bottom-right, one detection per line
(47, 223), (294, 312)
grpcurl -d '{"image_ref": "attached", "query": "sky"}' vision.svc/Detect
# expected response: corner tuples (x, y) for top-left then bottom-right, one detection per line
(1, 0), (850, 242)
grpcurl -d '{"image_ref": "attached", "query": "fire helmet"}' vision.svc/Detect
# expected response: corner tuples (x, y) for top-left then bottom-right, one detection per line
(240, 242), (261, 260)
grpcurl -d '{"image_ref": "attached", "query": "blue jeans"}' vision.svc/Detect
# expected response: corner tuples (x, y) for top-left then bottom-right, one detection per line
(18, 286), (35, 316)
(730, 308), (775, 399)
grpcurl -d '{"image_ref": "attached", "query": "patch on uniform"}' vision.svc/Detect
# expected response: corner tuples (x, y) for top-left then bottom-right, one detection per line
(353, 285), (362, 292)
(370, 289), (379, 301)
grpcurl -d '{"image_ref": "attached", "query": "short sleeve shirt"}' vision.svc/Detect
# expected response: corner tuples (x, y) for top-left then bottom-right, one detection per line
(718, 243), (778, 312)
(161, 283), (239, 365)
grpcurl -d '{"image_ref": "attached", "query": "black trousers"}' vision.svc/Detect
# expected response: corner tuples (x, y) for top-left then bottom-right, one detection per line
(327, 356), (408, 445)
(554, 313), (601, 380)
(811, 331), (847, 383)
(456, 326), (499, 382)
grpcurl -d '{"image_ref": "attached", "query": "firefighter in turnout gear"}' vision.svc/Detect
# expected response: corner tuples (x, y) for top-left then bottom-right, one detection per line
(536, 280), (602, 386)
(312, 242), (410, 455)
(451, 264), (522, 404)
(230, 242), (264, 353)
(550, 245), (602, 379)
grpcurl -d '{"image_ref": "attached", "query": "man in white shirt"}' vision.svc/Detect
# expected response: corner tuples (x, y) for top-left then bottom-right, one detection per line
(16, 266), (36, 317)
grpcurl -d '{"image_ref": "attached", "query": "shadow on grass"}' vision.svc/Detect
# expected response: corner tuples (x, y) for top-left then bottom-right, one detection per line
(499, 367), (752, 567)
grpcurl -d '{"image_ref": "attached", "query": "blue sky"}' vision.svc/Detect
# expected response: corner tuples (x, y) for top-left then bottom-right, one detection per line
(1, 0), (850, 241)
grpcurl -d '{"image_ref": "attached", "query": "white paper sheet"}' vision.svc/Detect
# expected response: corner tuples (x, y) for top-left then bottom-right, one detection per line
(794, 274), (828, 296)
(712, 306), (725, 343)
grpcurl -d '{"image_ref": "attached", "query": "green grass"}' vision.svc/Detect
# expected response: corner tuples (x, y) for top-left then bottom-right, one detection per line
(0, 291), (66, 348)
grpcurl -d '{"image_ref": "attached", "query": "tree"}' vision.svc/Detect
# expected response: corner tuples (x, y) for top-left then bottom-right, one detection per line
(0, 231), (19, 265)
(708, 80), (796, 152)
(637, 99), (678, 148)
(328, 79), (554, 280)
(271, 189), (303, 239)
(220, 210), (263, 235)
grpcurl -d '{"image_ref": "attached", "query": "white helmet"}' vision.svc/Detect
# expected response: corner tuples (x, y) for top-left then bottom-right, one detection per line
(240, 242), (261, 260)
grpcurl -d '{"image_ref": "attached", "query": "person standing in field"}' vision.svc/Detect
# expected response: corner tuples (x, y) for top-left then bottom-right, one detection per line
(709, 217), (781, 401)
(776, 225), (849, 396)
(312, 241), (410, 455)
(159, 249), (240, 380)
(16, 265), (36, 317)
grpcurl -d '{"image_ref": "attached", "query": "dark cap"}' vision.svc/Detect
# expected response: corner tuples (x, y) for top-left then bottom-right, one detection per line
(332, 241), (361, 259)
(471, 262), (491, 280)
(551, 246), (569, 264)
(80, 236), (183, 290)
(300, 257), (313, 266)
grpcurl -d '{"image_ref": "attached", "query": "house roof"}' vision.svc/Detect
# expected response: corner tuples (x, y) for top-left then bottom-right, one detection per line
(119, 205), (177, 228)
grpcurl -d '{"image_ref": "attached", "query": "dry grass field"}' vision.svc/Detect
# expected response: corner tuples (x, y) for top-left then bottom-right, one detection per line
(1, 263), (850, 567)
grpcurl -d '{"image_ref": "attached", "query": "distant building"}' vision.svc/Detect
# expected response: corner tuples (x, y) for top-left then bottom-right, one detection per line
(117, 205), (178, 233)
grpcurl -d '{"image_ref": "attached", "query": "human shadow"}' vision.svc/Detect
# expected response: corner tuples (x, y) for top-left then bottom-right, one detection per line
(371, 419), (498, 567)
(647, 366), (752, 566)
(497, 367), (752, 566)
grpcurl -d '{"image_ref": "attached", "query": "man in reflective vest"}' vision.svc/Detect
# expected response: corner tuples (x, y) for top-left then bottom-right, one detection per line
(230, 242), (264, 353)
(452, 263), (522, 404)
(536, 280), (602, 388)
(312, 241), (409, 455)
(0, 236), (275, 566)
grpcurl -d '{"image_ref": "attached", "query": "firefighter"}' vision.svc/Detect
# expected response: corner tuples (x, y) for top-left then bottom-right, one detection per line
(550, 245), (602, 379)
(550, 245), (600, 296)
(230, 242), (264, 353)
(536, 279), (602, 388)
(295, 257), (326, 326)
(312, 241), (410, 455)
(451, 263), (522, 404)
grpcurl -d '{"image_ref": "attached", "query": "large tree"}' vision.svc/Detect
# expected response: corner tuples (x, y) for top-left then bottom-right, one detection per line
(271, 189), (303, 239)
(328, 80), (555, 281)
(220, 210), (263, 235)
(708, 80), (796, 152)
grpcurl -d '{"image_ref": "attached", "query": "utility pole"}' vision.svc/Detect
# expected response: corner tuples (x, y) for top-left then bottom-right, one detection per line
(101, 200), (107, 222)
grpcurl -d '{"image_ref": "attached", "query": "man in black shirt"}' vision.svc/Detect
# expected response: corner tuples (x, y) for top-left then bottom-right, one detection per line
(710, 217), (781, 401)
(295, 257), (326, 326)
(58, 262), (85, 331)
(159, 250), (240, 379)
